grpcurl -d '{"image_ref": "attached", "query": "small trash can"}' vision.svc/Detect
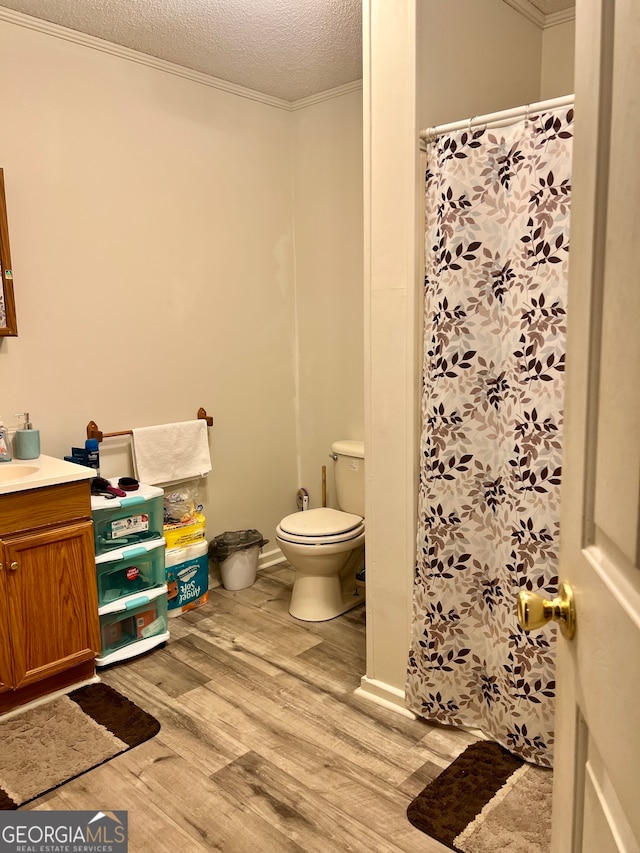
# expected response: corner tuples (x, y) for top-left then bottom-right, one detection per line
(208, 529), (269, 591)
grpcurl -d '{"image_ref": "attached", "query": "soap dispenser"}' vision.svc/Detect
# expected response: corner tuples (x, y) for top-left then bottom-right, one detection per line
(14, 413), (40, 460)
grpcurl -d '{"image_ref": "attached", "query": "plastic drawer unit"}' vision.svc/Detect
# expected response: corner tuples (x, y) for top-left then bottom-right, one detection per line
(92, 483), (164, 556)
(97, 586), (169, 666)
(91, 481), (169, 666)
(95, 538), (166, 608)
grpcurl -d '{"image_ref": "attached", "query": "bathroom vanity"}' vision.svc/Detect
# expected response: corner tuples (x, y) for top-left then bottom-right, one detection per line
(0, 457), (100, 712)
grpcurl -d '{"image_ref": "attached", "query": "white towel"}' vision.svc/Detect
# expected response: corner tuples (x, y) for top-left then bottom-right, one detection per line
(131, 420), (212, 486)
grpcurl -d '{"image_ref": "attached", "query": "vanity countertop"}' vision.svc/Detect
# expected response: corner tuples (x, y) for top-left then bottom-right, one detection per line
(0, 455), (95, 496)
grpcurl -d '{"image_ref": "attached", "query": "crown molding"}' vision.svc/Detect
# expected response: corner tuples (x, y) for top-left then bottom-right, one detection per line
(290, 80), (363, 111)
(544, 8), (576, 27)
(0, 6), (292, 111)
(502, 0), (576, 29)
(501, 0), (546, 28)
(0, 6), (361, 111)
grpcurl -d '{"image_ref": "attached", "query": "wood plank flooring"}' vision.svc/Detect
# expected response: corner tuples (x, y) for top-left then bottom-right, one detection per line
(27, 563), (478, 852)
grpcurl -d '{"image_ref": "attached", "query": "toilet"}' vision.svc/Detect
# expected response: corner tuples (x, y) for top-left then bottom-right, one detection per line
(276, 440), (365, 622)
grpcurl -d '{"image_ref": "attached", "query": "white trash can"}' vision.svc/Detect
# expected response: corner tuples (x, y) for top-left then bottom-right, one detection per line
(219, 546), (260, 590)
(208, 529), (268, 591)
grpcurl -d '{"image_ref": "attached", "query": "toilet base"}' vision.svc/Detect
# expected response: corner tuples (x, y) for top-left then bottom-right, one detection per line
(289, 576), (365, 622)
(288, 548), (365, 622)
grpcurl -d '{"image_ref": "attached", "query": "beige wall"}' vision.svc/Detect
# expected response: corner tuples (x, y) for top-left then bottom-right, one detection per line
(541, 20), (576, 99)
(362, 0), (560, 710)
(0, 17), (360, 558)
(0, 3), (575, 699)
(418, 0), (542, 128)
(290, 91), (364, 512)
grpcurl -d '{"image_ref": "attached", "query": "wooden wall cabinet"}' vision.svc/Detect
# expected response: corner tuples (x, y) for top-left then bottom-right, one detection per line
(0, 481), (100, 712)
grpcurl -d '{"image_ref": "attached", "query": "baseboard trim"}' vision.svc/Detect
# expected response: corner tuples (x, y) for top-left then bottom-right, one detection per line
(0, 674), (100, 723)
(259, 547), (286, 570)
(354, 676), (417, 720)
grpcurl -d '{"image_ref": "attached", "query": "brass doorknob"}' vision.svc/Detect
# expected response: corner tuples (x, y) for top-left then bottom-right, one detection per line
(517, 581), (575, 640)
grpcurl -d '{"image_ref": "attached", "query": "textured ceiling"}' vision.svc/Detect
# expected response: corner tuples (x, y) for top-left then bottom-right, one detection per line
(0, 0), (575, 103)
(0, 0), (363, 102)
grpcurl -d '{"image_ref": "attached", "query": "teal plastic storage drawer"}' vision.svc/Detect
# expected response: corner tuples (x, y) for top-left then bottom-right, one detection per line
(91, 482), (164, 555)
(98, 588), (168, 663)
(95, 539), (166, 608)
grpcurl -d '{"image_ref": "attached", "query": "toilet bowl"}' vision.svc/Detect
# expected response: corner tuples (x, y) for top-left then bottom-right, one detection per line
(276, 441), (365, 622)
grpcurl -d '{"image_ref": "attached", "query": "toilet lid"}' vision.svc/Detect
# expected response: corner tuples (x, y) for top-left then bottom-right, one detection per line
(279, 507), (363, 537)
(276, 523), (365, 546)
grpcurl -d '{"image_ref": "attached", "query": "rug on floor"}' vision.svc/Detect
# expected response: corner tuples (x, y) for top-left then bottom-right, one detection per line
(407, 740), (553, 853)
(0, 682), (160, 810)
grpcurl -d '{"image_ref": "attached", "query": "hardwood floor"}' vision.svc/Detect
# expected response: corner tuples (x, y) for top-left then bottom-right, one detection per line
(27, 563), (478, 851)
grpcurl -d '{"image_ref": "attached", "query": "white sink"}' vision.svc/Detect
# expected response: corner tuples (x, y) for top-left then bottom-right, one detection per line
(0, 464), (40, 483)
(0, 455), (95, 496)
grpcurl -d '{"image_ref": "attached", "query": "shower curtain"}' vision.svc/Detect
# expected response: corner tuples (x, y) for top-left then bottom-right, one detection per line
(406, 105), (573, 767)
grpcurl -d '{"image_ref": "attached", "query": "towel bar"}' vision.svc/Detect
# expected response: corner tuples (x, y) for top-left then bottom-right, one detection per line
(86, 408), (214, 443)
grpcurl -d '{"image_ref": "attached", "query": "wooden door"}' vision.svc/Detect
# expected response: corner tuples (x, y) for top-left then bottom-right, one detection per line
(2, 521), (100, 690)
(551, 0), (640, 850)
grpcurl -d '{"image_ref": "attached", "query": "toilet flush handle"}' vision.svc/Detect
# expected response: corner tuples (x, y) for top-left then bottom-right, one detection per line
(329, 452), (338, 461)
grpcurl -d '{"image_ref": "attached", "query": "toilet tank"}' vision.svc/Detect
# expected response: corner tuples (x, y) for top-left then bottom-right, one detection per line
(332, 440), (365, 517)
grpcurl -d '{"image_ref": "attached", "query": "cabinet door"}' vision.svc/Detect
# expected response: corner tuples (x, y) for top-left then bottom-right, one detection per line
(2, 521), (100, 690)
(0, 564), (13, 692)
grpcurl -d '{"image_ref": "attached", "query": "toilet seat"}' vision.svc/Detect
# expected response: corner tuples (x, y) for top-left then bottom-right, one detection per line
(277, 508), (364, 546)
(280, 508), (363, 536)
(276, 525), (365, 546)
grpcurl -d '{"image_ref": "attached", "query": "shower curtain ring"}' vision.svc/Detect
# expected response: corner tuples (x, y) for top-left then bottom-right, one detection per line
(524, 105), (530, 127)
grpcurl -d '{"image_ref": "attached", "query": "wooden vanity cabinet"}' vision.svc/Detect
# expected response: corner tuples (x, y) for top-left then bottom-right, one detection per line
(0, 480), (100, 712)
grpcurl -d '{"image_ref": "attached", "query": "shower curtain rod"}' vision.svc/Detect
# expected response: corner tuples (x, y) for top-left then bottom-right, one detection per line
(419, 93), (574, 144)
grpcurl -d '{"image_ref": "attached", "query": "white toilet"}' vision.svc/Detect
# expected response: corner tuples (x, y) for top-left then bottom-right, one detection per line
(276, 440), (365, 622)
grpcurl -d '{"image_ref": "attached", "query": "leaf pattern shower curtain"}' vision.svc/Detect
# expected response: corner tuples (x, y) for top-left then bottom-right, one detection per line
(406, 106), (573, 767)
